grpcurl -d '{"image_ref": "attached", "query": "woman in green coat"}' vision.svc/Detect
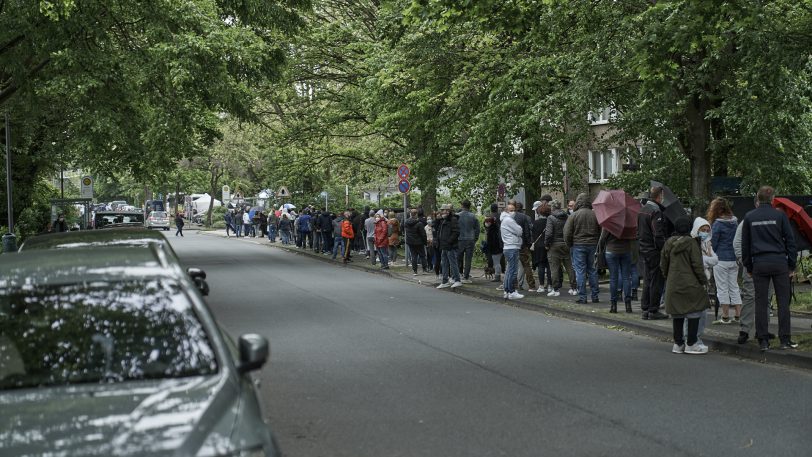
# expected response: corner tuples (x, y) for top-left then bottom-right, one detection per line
(661, 216), (710, 355)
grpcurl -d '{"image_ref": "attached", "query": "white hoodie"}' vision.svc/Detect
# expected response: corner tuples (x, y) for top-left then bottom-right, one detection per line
(500, 211), (523, 250)
(691, 217), (718, 279)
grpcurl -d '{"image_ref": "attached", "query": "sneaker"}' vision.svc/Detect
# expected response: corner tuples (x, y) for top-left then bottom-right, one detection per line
(733, 316), (741, 323)
(536, 286), (546, 293)
(496, 284), (505, 291)
(779, 340), (799, 349)
(685, 343), (708, 355)
(737, 331), (749, 345)
(450, 281), (463, 288)
(503, 292), (509, 299)
(547, 289), (560, 297)
(436, 282), (451, 289)
(672, 343), (685, 354)
(413, 272), (418, 276)
(574, 298), (587, 304)
(507, 291), (524, 300)
(461, 279), (473, 284)
(568, 289), (578, 296)
(759, 339), (770, 352)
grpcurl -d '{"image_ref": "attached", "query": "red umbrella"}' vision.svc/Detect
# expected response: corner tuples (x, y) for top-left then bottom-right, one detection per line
(592, 190), (642, 239)
(773, 197), (812, 247)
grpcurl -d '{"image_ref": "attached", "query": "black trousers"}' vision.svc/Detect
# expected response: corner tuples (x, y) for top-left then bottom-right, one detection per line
(409, 243), (427, 272)
(673, 317), (700, 346)
(642, 253), (664, 313)
(753, 261), (792, 341)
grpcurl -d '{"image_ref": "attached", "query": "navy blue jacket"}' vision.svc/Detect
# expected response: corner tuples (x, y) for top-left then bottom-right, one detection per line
(711, 217), (738, 262)
(741, 203), (797, 272)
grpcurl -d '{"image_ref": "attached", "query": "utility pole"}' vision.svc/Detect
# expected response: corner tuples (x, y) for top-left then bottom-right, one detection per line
(3, 111), (17, 253)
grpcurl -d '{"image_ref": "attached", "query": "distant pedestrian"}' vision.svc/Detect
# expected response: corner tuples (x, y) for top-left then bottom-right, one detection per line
(456, 200), (480, 283)
(564, 193), (601, 304)
(341, 211), (355, 263)
(174, 213), (185, 237)
(435, 204), (461, 289)
(405, 209), (428, 275)
(224, 210), (235, 237)
(279, 213), (292, 244)
(388, 212), (400, 263)
(242, 210), (251, 238)
(54, 214), (68, 233)
(374, 210), (390, 269)
(365, 210), (376, 264)
(512, 201), (537, 292)
(532, 201), (552, 293)
(485, 216), (503, 284)
(544, 200), (577, 297)
(331, 212), (345, 260)
(742, 186), (798, 351)
(733, 219), (757, 344)
(426, 214), (437, 273)
(319, 209), (333, 253)
(267, 211), (279, 242)
(662, 216), (709, 355)
(690, 217), (716, 348)
(597, 227), (634, 313)
(500, 203), (523, 300)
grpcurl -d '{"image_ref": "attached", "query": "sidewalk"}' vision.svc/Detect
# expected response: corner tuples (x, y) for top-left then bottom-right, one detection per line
(201, 230), (812, 370)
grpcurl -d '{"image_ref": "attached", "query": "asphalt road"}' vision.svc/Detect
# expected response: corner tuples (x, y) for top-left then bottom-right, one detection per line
(170, 233), (812, 457)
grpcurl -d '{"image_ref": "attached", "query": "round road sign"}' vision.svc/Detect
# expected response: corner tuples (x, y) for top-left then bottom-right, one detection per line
(397, 163), (410, 180)
(398, 179), (411, 194)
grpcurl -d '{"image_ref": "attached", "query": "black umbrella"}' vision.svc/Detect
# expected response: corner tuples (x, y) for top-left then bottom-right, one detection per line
(650, 181), (687, 224)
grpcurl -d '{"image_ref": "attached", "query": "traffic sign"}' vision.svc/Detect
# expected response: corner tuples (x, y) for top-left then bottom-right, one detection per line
(277, 186), (290, 198)
(397, 163), (410, 180)
(222, 185), (231, 202)
(80, 176), (93, 199)
(497, 183), (506, 199)
(398, 179), (411, 194)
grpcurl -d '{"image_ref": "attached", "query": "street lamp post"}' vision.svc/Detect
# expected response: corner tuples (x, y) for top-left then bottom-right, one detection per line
(3, 111), (17, 253)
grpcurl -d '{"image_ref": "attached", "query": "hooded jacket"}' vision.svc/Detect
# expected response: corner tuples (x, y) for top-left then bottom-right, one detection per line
(435, 213), (460, 251)
(404, 217), (427, 245)
(691, 217), (718, 280)
(638, 200), (668, 255)
(563, 193), (601, 246)
(331, 215), (344, 235)
(711, 216), (738, 262)
(661, 233), (709, 315)
(544, 209), (568, 248)
(364, 216), (376, 238)
(500, 211), (523, 250)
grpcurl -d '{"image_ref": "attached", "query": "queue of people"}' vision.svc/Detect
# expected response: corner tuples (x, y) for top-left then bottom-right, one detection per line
(239, 184), (800, 355)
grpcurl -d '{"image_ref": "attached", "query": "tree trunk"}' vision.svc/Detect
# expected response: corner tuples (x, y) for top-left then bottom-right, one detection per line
(206, 166), (222, 227)
(679, 94), (712, 216)
(420, 160), (440, 214)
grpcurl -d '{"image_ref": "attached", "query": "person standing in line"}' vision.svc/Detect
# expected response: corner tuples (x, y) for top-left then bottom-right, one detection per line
(485, 216), (504, 285)
(532, 201), (552, 293)
(234, 209), (243, 237)
(279, 213), (292, 244)
(242, 209), (251, 239)
(638, 186), (670, 320)
(456, 200), (480, 283)
(341, 211), (355, 264)
(598, 227), (635, 313)
(374, 210), (390, 269)
(365, 210), (377, 263)
(267, 211), (279, 242)
(388, 211), (401, 264)
(319, 208), (333, 254)
(512, 201), (537, 292)
(405, 209), (428, 275)
(742, 186), (798, 351)
(662, 216), (709, 355)
(435, 204), (462, 289)
(500, 203), (524, 300)
(733, 218), (758, 344)
(563, 193), (602, 304)
(544, 200), (577, 296)
(331, 212), (345, 260)
(426, 214), (437, 274)
(174, 213), (185, 237)
(707, 198), (742, 324)
(688, 217), (717, 350)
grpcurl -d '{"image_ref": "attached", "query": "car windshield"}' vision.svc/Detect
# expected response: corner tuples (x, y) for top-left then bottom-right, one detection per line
(0, 280), (218, 390)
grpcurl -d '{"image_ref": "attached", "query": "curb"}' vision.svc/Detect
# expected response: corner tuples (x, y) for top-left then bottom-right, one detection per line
(201, 231), (812, 371)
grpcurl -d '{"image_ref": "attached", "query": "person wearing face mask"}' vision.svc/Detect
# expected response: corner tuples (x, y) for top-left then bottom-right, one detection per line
(435, 204), (462, 288)
(690, 216), (717, 350)
(500, 203), (524, 300)
(54, 214), (69, 233)
(707, 198), (742, 325)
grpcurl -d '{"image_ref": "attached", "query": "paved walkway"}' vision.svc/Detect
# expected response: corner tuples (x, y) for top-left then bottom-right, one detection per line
(201, 230), (812, 369)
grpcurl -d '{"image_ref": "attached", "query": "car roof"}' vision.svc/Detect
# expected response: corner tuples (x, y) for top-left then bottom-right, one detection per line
(19, 228), (168, 251)
(0, 247), (170, 288)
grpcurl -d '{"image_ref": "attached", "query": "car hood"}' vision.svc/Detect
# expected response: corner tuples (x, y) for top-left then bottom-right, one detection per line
(1, 374), (243, 457)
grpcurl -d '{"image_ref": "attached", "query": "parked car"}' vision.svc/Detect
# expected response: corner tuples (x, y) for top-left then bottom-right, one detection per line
(93, 210), (145, 229)
(146, 210), (170, 230)
(0, 247), (281, 456)
(108, 200), (128, 210)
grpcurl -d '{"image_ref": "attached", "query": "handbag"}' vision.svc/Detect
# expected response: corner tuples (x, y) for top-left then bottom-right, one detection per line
(528, 233), (545, 252)
(594, 232), (608, 270)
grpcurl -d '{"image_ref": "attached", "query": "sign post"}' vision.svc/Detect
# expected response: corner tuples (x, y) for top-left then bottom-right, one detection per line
(397, 163), (411, 250)
(222, 185), (231, 203)
(80, 176), (94, 199)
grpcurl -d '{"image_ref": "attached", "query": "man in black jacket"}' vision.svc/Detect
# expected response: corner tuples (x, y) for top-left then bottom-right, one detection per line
(742, 186), (798, 351)
(637, 186), (669, 320)
(435, 204), (461, 288)
(405, 209), (429, 275)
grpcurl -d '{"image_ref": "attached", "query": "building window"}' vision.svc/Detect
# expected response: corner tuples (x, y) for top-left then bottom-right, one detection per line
(587, 107), (616, 125)
(589, 149), (619, 183)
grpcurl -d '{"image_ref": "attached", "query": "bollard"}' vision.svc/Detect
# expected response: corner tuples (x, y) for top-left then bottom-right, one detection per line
(1, 233), (17, 253)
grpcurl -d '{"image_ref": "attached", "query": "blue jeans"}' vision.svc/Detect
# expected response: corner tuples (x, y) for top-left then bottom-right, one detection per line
(440, 249), (460, 284)
(503, 249), (520, 293)
(572, 244), (599, 301)
(377, 245), (389, 267)
(280, 230), (291, 244)
(332, 236), (344, 259)
(605, 251), (632, 302)
(235, 223), (242, 237)
(268, 225), (277, 241)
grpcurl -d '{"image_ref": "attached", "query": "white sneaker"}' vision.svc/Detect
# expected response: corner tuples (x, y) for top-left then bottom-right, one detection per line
(503, 292), (509, 299)
(436, 283), (451, 289)
(568, 289), (578, 296)
(672, 344), (685, 354)
(547, 290), (560, 297)
(461, 279), (472, 284)
(535, 286), (545, 293)
(413, 272), (418, 276)
(450, 281), (463, 288)
(507, 291), (524, 300)
(496, 285), (505, 291)
(685, 343), (708, 355)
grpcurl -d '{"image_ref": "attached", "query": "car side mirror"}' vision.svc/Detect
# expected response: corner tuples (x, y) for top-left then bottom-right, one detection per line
(237, 334), (269, 374)
(187, 268), (209, 296)
(187, 267), (206, 280)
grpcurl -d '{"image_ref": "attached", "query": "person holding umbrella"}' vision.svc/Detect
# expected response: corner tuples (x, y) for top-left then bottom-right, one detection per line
(593, 190), (642, 313)
(638, 186), (670, 320)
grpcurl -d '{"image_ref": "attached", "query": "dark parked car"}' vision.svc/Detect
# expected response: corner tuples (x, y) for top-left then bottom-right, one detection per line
(0, 247), (280, 456)
(94, 210), (145, 229)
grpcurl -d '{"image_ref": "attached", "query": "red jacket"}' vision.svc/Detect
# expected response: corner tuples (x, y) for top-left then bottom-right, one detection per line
(374, 218), (389, 248)
(341, 219), (355, 239)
